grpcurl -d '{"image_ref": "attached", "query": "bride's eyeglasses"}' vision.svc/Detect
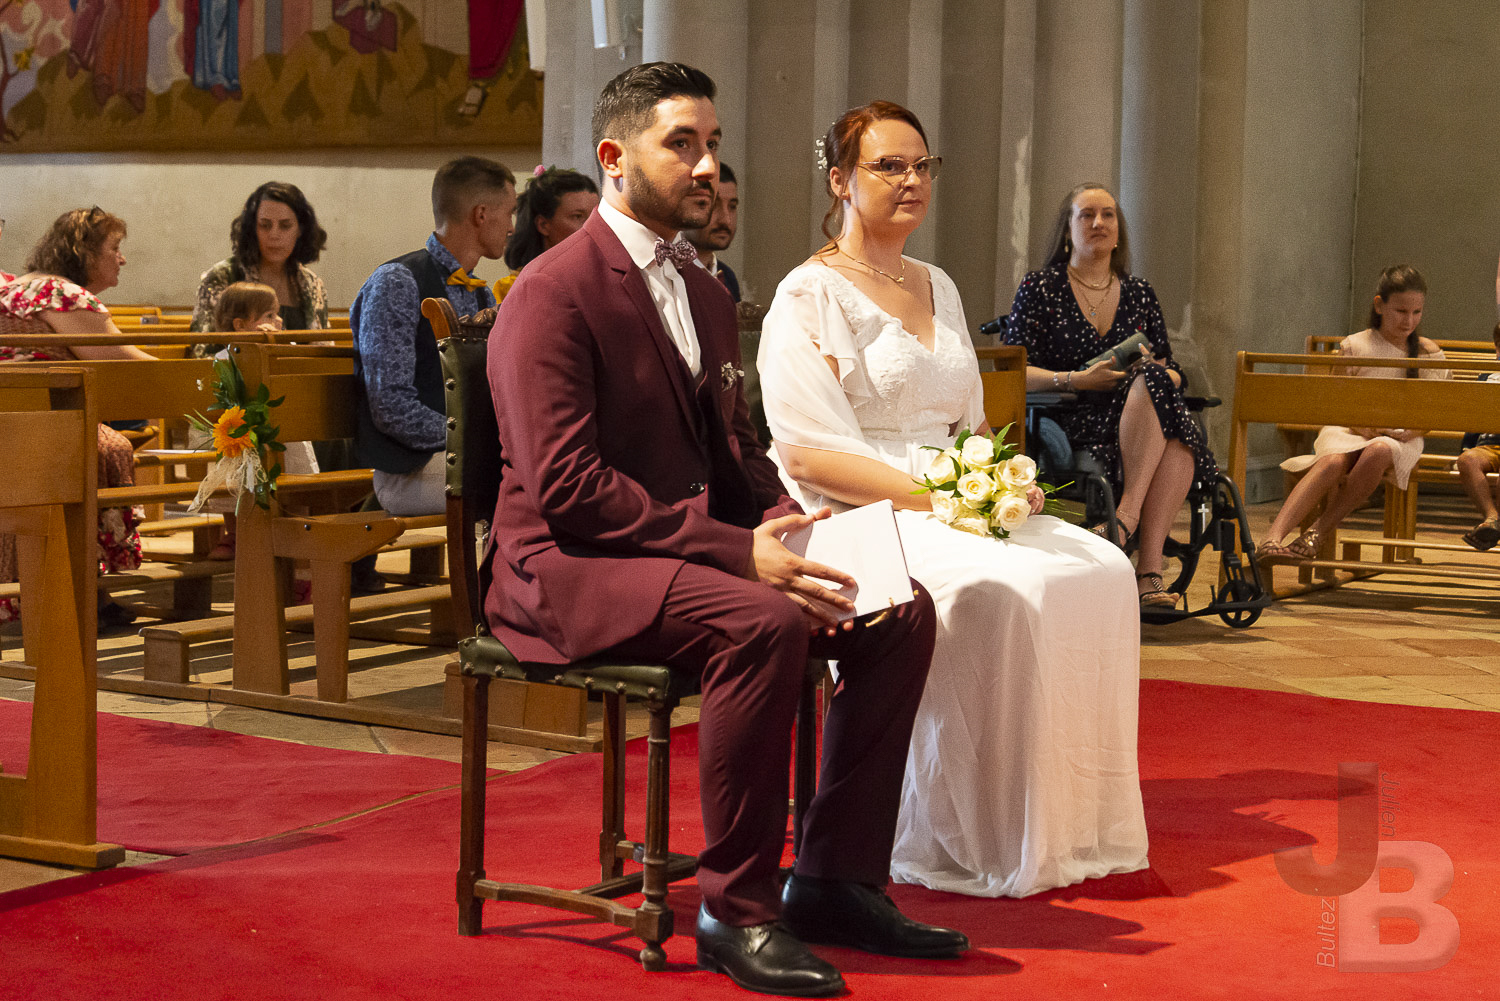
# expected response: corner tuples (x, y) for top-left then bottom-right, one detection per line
(858, 156), (943, 183)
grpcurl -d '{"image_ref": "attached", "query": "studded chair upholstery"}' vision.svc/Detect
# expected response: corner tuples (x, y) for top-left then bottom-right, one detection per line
(430, 299), (821, 971)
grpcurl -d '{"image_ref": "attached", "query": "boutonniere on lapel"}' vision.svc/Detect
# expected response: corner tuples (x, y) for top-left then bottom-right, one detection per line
(720, 361), (745, 391)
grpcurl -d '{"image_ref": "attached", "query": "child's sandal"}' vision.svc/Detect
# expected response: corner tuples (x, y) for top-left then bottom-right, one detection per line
(1463, 518), (1500, 552)
(1284, 530), (1320, 560)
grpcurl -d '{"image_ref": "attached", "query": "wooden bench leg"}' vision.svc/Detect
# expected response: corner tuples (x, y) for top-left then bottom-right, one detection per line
(231, 503), (291, 695)
(410, 544), (445, 580)
(309, 559), (353, 703)
(171, 575), (214, 619)
(457, 671), (489, 936)
(142, 633), (191, 684)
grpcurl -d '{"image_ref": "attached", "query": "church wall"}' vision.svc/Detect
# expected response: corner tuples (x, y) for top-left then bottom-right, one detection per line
(0, 145), (539, 309)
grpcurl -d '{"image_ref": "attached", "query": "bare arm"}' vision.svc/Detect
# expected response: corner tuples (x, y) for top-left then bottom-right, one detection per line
(777, 442), (933, 511)
(40, 309), (154, 360)
(1024, 359), (1129, 392)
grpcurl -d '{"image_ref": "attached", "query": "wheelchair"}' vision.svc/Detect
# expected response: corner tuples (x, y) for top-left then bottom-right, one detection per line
(981, 318), (1270, 628)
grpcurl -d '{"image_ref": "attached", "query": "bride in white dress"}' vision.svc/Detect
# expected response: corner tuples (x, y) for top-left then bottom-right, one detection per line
(758, 100), (1148, 897)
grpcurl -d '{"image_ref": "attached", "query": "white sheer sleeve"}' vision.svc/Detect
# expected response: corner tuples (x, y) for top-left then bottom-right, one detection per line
(930, 266), (988, 433)
(757, 269), (887, 465)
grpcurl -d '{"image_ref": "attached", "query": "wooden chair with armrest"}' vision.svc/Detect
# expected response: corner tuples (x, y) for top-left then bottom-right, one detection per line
(436, 301), (822, 971)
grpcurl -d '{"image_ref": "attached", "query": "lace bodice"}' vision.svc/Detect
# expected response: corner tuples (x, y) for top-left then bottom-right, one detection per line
(785, 262), (981, 441)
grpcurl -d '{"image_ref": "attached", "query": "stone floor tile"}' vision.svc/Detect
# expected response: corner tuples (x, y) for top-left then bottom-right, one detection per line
(1272, 638), (1440, 659)
(368, 727), (467, 763)
(1403, 674), (1500, 695)
(1333, 657), (1489, 677)
(1396, 637), (1500, 658)
(209, 707), (384, 752)
(1234, 657), (1381, 678)
(1451, 656), (1500, 676)
(1446, 692), (1500, 711)
(1139, 645), (1212, 662)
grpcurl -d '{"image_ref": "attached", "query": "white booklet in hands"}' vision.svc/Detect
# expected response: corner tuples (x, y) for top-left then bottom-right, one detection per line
(781, 499), (913, 622)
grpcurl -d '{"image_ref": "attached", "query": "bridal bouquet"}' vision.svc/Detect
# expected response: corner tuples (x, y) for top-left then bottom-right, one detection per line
(185, 356), (287, 513)
(916, 427), (1065, 540)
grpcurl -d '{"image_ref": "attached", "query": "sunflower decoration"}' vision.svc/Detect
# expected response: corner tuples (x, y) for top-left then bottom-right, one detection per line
(185, 356), (287, 513)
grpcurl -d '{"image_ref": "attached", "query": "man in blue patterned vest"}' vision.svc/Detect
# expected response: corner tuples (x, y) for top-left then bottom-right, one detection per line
(351, 156), (516, 516)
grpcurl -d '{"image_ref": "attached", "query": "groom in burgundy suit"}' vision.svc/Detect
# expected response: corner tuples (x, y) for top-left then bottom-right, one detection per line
(485, 63), (967, 996)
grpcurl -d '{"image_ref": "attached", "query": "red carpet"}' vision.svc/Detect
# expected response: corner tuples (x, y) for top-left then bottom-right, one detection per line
(0, 699), (460, 854)
(0, 680), (1495, 999)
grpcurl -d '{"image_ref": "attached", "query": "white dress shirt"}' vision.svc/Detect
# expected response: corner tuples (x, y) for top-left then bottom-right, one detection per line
(599, 199), (702, 377)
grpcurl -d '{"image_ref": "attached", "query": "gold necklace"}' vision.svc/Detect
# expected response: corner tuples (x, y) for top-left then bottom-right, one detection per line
(1072, 273), (1115, 319)
(841, 249), (906, 285)
(1068, 265), (1112, 291)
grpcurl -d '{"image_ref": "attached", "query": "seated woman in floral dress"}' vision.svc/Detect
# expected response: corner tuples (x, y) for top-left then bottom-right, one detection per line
(0, 207), (154, 627)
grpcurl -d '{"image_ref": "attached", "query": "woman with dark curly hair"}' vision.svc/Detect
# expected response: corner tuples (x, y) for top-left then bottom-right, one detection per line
(495, 166), (598, 301)
(189, 181), (330, 353)
(0, 207), (153, 627)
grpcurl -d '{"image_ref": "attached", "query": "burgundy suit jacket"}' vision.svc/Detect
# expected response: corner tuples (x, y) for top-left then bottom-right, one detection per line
(483, 210), (800, 664)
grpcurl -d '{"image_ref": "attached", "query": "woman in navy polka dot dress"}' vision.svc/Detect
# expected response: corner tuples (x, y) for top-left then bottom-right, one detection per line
(1003, 183), (1216, 608)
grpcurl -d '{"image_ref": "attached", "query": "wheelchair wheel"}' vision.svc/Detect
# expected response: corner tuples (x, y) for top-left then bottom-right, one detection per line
(1215, 579), (1263, 629)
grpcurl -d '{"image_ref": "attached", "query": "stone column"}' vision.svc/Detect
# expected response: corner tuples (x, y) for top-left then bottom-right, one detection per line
(541, 0), (644, 175)
(1119, 0), (1199, 329)
(1029, 0), (1124, 268)
(642, 0), (750, 276)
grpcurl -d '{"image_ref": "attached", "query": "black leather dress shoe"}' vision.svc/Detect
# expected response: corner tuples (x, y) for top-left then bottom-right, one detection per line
(696, 903), (844, 997)
(781, 874), (970, 958)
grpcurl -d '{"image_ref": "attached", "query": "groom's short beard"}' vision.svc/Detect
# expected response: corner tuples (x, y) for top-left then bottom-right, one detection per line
(627, 163), (713, 232)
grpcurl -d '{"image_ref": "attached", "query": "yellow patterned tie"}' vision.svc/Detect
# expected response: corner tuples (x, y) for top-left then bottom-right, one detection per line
(446, 267), (488, 290)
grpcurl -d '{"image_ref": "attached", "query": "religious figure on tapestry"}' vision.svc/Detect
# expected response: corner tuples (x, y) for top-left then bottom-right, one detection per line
(0, 0), (537, 151)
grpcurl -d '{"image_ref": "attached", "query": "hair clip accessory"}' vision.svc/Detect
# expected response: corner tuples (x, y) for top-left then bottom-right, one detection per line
(532, 164), (547, 177)
(814, 137), (828, 172)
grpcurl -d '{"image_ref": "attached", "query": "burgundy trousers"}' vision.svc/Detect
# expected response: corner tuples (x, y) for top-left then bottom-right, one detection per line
(601, 561), (937, 926)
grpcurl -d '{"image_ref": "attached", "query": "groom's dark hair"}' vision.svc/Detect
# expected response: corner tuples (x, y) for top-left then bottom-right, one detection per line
(592, 62), (716, 150)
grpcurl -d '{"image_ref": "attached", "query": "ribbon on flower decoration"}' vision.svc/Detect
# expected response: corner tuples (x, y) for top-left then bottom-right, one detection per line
(915, 426), (1068, 541)
(185, 356), (287, 514)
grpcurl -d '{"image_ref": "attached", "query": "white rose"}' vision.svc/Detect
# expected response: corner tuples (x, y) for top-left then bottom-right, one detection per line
(956, 469), (995, 505)
(930, 492), (959, 523)
(927, 451), (959, 485)
(992, 492), (1031, 534)
(951, 503), (990, 537)
(960, 434), (996, 468)
(999, 454), (1037, 490)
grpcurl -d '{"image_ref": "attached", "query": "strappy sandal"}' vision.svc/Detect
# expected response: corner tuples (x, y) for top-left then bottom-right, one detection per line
(1136, 572), (1179, 609)
(1284, 529), (1321, 560)
(1462, 518), (1500, 552)
(1255, 538), (1294, 562)
(1092, 515), (1139, 555)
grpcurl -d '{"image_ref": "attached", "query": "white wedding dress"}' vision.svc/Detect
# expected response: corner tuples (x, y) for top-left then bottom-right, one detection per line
(758, 261), (1148, 897)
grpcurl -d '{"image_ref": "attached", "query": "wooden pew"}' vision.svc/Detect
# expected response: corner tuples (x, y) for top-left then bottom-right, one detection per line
(0, 368), (124, 868)
(1229, 350), (1500, 597)
(1287, 335), (1500, 540)
(974, 344), (1027, 452)
(139, 343), (457, 713)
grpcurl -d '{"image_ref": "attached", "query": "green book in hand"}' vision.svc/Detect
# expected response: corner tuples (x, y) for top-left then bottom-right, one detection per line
(1080, 331), (1149, 370)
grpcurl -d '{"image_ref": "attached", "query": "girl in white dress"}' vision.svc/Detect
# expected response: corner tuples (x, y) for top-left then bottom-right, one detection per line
(1258, 265), (1448, 560)
(758, 101), (1148, 897)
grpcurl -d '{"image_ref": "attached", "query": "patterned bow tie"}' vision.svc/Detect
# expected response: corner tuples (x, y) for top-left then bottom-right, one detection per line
(446, 267), (488, 290)
(653, 238), (699, 270)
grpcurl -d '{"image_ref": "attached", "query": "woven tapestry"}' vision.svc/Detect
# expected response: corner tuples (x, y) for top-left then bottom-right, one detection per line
(0, 1), (540, 151)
